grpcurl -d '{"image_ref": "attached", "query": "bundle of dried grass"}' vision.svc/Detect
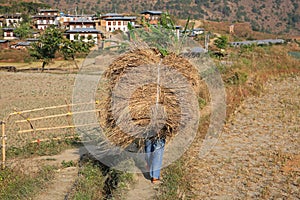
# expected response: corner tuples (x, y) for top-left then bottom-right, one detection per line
(99, 48), (204, 148)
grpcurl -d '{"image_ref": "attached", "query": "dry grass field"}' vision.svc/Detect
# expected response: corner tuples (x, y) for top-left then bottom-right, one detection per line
(0, 41), (299, 199)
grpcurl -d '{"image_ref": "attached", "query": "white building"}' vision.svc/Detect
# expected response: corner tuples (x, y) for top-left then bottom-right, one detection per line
(5, 14), (23, 27)
(56, 14), (94, 29)
(65, 28), (103, 44)
(105, 16), (136, 32)
(2, 28), (18, 40)
(68, 18), (96, 30)
(33, 9), (58, 30)
(140, 10), (163, 25)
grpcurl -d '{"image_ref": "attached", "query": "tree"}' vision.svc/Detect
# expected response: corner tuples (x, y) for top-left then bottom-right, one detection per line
(214, 35), (228, 50)
(13, 23), (32, 39)
(20, 13), (31, 24)
(29, 26), (64, 71)
(60, 35), (94, 69)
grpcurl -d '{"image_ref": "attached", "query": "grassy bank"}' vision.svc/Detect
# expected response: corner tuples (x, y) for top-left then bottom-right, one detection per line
(157, 43), (300, 199)
(0, 165), (57, 200)
(67, 156), (134, 200)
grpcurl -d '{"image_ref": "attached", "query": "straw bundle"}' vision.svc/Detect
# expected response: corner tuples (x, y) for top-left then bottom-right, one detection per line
(100, 48), (203, 148)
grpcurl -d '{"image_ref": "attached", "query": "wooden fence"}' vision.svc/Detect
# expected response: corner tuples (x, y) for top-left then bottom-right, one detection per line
(1, 101), (100, 169)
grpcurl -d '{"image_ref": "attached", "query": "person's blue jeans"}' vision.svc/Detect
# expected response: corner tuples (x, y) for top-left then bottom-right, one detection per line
(145, 138), (165, 179)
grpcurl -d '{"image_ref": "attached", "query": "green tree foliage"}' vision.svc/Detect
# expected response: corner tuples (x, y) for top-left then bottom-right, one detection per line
(13, 23), (32, 39)
(60, 35), (94, 68)
(222, 5), (231, 17)
(29, 26), (64, 71)
(128, 13), (180, 56)
(0, 2), (50, 15)
(126, 13), (194, 57)
(214, 35), (228, 50)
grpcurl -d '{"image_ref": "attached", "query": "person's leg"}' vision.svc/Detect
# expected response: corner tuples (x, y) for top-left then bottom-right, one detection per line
(144, 139), (152, 170)
(151, 138), (165, 180)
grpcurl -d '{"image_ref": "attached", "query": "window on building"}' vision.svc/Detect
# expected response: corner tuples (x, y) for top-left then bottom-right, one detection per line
(118, 21), (121, 26)
(108, 21), (111, 25)
(113, 21), (116, 26)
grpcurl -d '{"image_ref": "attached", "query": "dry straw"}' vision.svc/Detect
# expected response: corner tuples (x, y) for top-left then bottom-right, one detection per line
(99, 48), (207, 149)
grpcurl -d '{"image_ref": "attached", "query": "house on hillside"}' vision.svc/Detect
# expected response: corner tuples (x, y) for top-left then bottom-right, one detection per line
(181, 28), (205, 37)
(104, 16), (136, 32)
(192, 28), (205, 35)
(65, 28), (103, 44)
(68, 18), (96, 30)
(4, 14), (23, 27)
(33, 9), (59, 30)
(98, 13), (122, 30)
(2, 28), (18, 40)
(56, 14), (95, 29)
(140, 10), (163, 25)
(101, 13), (123, 19)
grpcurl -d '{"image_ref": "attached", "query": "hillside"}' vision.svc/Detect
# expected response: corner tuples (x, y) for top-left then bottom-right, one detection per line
(0, 0), (299, 35)
(36, 0), (300, 35)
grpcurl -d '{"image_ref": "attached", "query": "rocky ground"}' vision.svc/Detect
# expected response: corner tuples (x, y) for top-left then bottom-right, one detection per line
(188, 75), (300, 199)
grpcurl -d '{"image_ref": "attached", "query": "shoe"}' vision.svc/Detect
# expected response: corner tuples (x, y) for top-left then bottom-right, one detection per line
(151, 177), (162, 184)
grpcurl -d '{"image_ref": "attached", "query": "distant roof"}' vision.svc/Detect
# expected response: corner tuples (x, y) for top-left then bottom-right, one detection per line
(4, 14), (22, 18)
(39, 9), (59, 12)
(2, 27), (15, 31)
(66, 28), (102, 33)
(69, 18), (95, 23)
(62, 14), (95, 17)
(101, 13), (123, 17)
(193, 28), (205, 31)
(140, 10), (163, 15)
(105, 16), (136, 21)
(0, 40), (9, 43)
(26, 38), (39, 42)
(16, 41), (31, 46)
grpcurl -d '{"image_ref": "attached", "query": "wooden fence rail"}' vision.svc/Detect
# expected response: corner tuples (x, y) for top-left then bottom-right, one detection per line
(1, 101), (99, 169)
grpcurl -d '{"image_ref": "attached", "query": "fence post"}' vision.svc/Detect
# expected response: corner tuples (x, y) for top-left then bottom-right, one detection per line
(1, 121), (6, 169)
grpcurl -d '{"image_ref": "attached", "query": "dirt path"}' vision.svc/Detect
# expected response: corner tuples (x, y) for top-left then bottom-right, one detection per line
(33, 166), (78, 200)
(125, 173), (157, 200)
(12, 148), (81, 200)
(187, 76), (300, 199)
(33, 149), (80, 200)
